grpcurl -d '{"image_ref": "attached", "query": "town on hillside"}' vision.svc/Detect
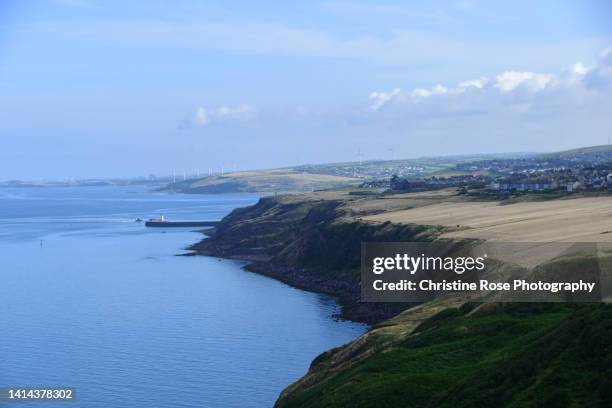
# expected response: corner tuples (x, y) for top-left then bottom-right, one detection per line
(383, 146), (612, 196)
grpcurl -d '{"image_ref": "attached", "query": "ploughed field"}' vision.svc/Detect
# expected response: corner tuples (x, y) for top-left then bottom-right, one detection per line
(362, 195), (612, 242)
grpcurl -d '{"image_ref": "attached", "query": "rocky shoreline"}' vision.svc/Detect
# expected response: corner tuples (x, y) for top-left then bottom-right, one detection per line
(193, 249), (411, 325)
(187, 193), (441, 325)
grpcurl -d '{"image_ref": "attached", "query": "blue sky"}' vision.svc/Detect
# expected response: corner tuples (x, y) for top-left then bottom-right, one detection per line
(1, 0), (611, 179)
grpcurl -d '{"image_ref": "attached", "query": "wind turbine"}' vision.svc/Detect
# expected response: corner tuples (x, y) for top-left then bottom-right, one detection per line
(354, 148), (364, 177)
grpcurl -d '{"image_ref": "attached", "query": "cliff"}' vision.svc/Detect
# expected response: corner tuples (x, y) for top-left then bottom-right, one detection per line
(190, 191), (612, 408)
(190, 193), (444, 324)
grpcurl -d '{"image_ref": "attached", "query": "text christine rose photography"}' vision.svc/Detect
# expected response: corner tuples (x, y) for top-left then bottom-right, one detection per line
(361, 241), (612, 303)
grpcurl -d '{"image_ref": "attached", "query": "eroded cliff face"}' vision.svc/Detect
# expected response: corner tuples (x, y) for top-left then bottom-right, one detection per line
(190, 194), (444, 324)
(190, 193), (612, 408)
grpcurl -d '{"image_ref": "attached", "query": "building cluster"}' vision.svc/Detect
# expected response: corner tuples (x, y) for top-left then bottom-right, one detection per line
(298, 162), (425, 179)
(389, 174), (491, 192)
(490, 167), (612, 193)
(390, 166), (612, 194)
(455, 150), (612, 175)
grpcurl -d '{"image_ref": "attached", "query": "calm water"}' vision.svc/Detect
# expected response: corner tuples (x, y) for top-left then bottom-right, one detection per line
(0, 186), (365, 407)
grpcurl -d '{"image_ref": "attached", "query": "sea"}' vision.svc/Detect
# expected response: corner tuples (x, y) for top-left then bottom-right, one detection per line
(0, 185), (366, 407)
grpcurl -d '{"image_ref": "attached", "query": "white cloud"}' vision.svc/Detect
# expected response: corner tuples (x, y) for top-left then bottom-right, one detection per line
(410, 84), (449, 98)
(369, 88), (401, 111)
(457, 77), (488, 89)
(493, 71), (555, 92)
(572, 62), (589, 75)
(186, 104), (254, 128)
(193, 107), (209, 125)
(368, 48), (612, 117)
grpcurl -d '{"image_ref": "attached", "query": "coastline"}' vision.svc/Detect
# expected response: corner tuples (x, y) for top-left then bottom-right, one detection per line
(181, 191), (612, 407)
(189, 238), (404, 325)
(186, 194), (437, 325)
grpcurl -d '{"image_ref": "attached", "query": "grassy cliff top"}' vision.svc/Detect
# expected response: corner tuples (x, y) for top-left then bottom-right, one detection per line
(276, 303), (612, 408)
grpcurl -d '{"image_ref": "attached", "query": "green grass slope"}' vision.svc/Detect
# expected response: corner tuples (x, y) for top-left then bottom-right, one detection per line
(547, 144), (612, 157)
(276, 303), (612, 408)
(160, 169), (359, 193)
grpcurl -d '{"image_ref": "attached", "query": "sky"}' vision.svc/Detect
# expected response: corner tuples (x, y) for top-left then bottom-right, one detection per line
(1, 0), (611, 180)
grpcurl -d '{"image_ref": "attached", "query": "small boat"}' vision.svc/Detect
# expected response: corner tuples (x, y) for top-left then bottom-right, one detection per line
(135, 218), (143, 223)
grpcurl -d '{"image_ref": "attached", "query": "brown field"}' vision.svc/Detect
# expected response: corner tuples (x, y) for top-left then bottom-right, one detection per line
(363, 196), (612, 242)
